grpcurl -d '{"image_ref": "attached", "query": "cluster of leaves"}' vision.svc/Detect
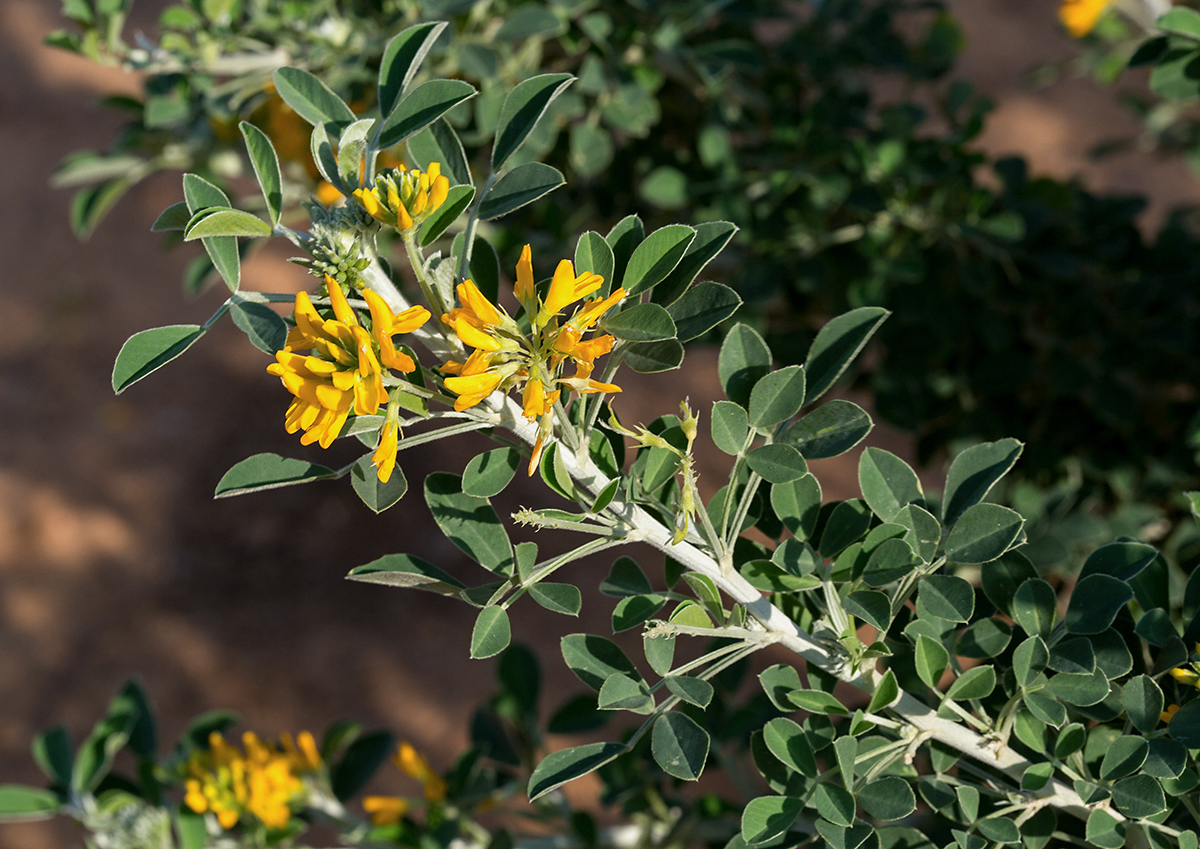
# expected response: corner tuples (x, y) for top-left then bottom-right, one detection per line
(52, 0), (1200, 538)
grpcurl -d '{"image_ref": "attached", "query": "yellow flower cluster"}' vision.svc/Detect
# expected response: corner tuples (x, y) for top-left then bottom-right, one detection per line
(353, 164), (450, 231)
(267, 275), (430, 481)
(362, 742), (447, 826)
(441, 245), (625, 472)
(1059, 0), (1111, 37)
(184, 731), (321, 831)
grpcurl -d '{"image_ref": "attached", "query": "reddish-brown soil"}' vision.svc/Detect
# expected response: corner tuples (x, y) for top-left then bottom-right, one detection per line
(0, 1), (1191, 846)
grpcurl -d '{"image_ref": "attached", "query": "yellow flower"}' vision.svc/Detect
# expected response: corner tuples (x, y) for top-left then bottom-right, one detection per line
(315, 181), (343, 207)
(394, 742), (447, 803)
(1162, 703), (1182, 724)
(1059, 0), (1111, 37)
(268, 276), (428, 467)
(183, 731), (311, 831)
(440, 245), (625, 472)
(373, 418), (400, 483)
(363, 795), (409, 826)
(353, 164), (450, 231)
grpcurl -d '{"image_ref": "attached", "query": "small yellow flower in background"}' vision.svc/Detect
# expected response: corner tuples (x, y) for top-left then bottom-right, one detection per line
(1059, 0), (1111, 37)
(362, 794), (409, 826)
(1162, 703), (1182, 724)
(353, 164), (450, 231)
(267, 276), (429, 476)
(441, 245), (625, 472)
(315, 181), (343, 207)
(395, 741), (447, 802)
(1171, 666), (1200, 688)
(184, 730), (319, 831)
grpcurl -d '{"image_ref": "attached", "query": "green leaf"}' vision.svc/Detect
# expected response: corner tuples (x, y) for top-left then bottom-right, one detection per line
(1013, 579), (1057, 639)
(239, 122), (282, 225)
(1123, 675), (1165, 734)
(419, 185), (475, 247)
(1049, 638), (1095, 674)
(471, 606), (511, 659)
(894, 504), (941, 563)
(600, 303), (676, 342)
(654, 221), (738, 305)
(664, 676), (713, 708)
(69, 177), (135, 240)
(916, 635), (949, 689)
(956, 618), (1012, 659)
(184, 207), (273, 240)
(1158, 7), (1200, 40)
(1024, 692), (1066, 728)
(347, 553), (466, 596)
(1047, 669), (1110, 706)
(574, 231), (615, 292)
(378, 22), (448, 118)
(272, 66), (355, 128)
(214, 453), (335, 498)
(600, 557), (652, 597)
(759, 664), (803, 712)
(748, 365), (806, 429)
(746, 444), (807, 484)
(977, 818), (1021, 845)
(1086, 809), (1126, 849)
(845, 590), (891, 632)
(946, 665), (996, 701)
(529, 582), (582, 616)
(0, 786), (59, 821)
(863, 538), (920, 587)
(151, 201), (191, 231)
(785, 400), (873, 460)
(1168, 698), (1200, 747)
(112, 325), (204, 393)
(1112, 775), (1166, 819)
(379, 79), (477, 148)
(760, 718), (815, 779)
(425, 473), (513, 575)
(407, 119), (472, 187)
(644, 634), (675, 678)
(1013, 636), (1049, 689)
(32, 726), (72, 786)
(1064, 574), (1133, 634)
(868, 669), (900, 713)
(1080, 541), (1158, 582)
(804, 307), (889, 403)
(605, 214), (644, 284)
(493, 73), (574, 169)
(350, 454), (407, 512)
(651, 712), (709, 780)
(331, 729), (395, 801)
(229, 296), (287, 354)
(919, 576), (975, 623)
(463, 447), (520, 497)
(528, 742), (626, 801)
(72, 690), (138, 793)
(622, 225), (696, 296)
(944, 503), (1025, 564)
(175, 809), (207, 849)
(787, 689), (848, 716)
(624, 339), (684, 373)
(941, 438), (1024, 524)
(818, 499), (872, 558)
(858, 447), (923, 522)
(859, 777), (916, 821)
(772, 474), (822, 541)
(561, 634), (641, 691)
(718, 323), (771, 407)
(479, 161), (564, 220)
(666, 280), (741, 342)
(612, 595), (666, 632)
(1099, 736), (1149, 781)
(814, 783), (856, 827)
(742, 796), (804, 844)
(597, 672), (654, 713)
(711, 400), (749, 455)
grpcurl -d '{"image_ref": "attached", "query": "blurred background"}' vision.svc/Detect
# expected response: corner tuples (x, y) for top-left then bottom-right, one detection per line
(1, 0), (1196, 845)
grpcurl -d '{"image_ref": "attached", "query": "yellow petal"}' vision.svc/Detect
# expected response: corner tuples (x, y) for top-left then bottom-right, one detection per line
(542, 259), (583, 317)
(573, 288), (625, 330)
(515, 244), (536, 307)
(373, 420), (399, 482)
(325, 275), (358, 327)
(457, 280), (503, 327)
(392, 304), (432, 334)
(363, 795), (409, 826)
(452, 315), (502, 352)
(430, 174), (449, 210)
(444, 371), (503, 398)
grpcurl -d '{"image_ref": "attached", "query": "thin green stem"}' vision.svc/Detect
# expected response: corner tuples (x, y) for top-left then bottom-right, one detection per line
(402, 231), (451, 329)
(457, 172), (497, 282)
